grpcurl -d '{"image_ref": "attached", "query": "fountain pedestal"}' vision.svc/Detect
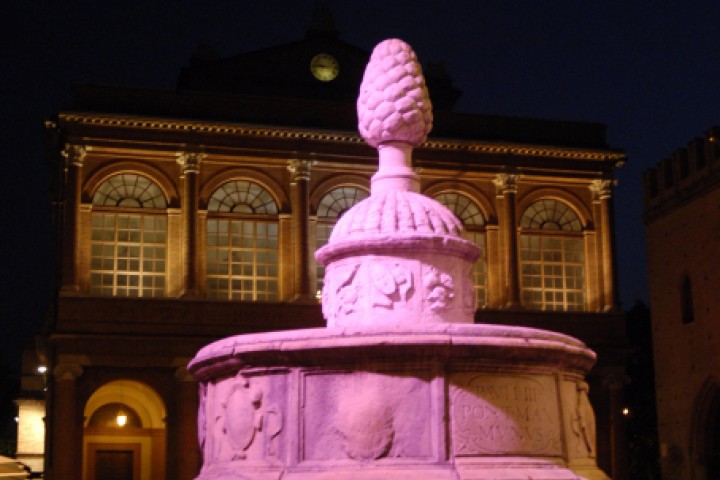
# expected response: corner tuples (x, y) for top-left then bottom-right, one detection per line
(190, 325), (607, 480)
(189, 39), (611, 480)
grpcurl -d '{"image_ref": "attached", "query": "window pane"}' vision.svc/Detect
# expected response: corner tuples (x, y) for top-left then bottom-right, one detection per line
(90, 212), (167, 298)
(520, 234), (584, 311)
(206, 218), (279, 301)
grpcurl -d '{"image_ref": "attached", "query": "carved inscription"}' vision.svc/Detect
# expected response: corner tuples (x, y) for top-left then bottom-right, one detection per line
(450, 373), (561, 456)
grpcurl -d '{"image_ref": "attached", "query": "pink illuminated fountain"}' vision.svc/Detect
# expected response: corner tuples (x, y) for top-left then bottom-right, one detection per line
(189, 39), (610, 480)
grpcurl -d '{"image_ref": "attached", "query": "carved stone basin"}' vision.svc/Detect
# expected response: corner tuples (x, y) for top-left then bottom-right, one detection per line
(189, 324), (608, 480)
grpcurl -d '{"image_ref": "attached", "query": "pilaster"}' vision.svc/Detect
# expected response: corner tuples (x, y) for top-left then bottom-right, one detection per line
(287, 159), (316, 302)
(177, 151), (205, 298)
(175, 366), (200, 480)
(50, 363), (83, 480)
(589, 179), (616, 311)
(493, 173), (522, 308)
(59, 144), (87, 294)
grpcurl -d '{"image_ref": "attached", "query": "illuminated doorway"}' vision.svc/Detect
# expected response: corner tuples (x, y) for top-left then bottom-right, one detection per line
(83, 380), (166, 480)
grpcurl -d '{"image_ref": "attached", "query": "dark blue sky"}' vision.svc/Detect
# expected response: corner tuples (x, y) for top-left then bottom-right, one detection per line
(2, 0), (719, 366)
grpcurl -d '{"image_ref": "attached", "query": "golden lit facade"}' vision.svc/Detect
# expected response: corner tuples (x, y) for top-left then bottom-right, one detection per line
(32, 31), (629, 480)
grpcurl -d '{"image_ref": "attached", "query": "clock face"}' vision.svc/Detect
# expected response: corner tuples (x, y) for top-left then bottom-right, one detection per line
(310, 53), (339, 82)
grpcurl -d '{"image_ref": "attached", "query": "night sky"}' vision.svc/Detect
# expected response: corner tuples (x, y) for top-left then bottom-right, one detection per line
(1, 0), (719, 368)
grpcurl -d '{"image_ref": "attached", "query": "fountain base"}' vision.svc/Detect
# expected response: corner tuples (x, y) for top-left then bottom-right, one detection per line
(189, 324), (609, 480)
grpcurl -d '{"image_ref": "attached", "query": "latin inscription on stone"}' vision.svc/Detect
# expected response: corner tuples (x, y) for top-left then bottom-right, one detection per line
(450, 373), (561, 456)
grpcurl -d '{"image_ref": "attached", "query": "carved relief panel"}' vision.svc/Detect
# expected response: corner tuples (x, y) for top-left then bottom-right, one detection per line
(450, 373), (562, 456)
(198, 371), (285, 467)
(301, 370), (434, 462)
(322, 254), (475, 327)
(560, 377), (598, 462)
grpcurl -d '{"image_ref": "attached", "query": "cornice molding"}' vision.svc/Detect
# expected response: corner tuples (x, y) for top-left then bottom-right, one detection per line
(59, 113), (626, 163)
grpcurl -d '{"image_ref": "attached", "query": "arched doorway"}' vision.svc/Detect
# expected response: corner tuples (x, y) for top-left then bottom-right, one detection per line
(83, 380), (166, 480)
(691, 377), (720, 480)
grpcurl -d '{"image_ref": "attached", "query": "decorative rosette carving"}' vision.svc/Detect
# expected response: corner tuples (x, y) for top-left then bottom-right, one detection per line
(357, 38), (433, 148)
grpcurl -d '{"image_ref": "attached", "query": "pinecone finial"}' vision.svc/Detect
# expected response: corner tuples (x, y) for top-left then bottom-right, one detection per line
(357, 39), (433, 148)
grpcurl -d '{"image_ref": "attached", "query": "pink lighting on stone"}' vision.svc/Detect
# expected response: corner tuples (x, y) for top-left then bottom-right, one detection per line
(189, 38), (611, 480)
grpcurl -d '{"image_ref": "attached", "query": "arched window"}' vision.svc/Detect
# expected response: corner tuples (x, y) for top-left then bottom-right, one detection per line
(519, 199), (584, 311)
(435, 192), (487, 307)
(206, 180), (279, 301)
(315, 186), (369, 297)
(90, 174), (168, 297)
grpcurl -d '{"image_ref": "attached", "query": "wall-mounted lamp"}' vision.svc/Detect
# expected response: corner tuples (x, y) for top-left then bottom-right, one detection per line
(116, 382), (127, 427)
(116, 409), (128, 427)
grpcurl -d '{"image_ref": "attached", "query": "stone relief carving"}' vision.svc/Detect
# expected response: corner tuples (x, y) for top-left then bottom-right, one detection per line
(371, 262), (413, 308)
(571, 381), (597, 458)
(213, 376), (264, 461)
(424, 266), (454, 310)
(323, 263), (361, 322)
(335, 389), (395, 460)
(265, 405), (283, 458)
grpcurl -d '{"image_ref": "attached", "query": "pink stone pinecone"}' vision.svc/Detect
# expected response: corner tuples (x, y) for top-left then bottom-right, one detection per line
(357, 39), (433, 148)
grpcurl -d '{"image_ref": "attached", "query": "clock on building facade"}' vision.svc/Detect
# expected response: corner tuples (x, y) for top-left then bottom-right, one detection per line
(310, 53), (339, 81)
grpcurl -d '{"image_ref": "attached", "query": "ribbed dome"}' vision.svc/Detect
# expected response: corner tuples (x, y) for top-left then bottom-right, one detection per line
(329, 190), (463, 242)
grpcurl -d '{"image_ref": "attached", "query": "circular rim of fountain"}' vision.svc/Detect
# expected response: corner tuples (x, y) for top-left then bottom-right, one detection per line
(188, 323), (596, 380)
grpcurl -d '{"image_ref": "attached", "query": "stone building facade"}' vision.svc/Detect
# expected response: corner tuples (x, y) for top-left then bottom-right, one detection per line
(26, 27), (629, 480)
(643, 126), (720, 480)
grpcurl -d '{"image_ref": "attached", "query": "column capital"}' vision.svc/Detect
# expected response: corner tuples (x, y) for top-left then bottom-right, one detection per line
(61, 144), (88, 168)
(287, 159), (317, 183)
(176, 151), (206, 175)
(492, 173), (522, 194)
(54, 363), (83, 381)
(589, 179), (615, 201)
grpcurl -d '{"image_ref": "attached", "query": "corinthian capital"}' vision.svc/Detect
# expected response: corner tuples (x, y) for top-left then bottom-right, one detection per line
(492, 173), (522, 194)
(176, 151), (206, 175)
(287, 159), (317, 182)
(589, 179), (614, 201)
(61, 144), (87, 169)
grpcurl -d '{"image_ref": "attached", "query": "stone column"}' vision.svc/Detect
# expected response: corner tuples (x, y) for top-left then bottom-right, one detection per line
(177, 151), (205, 298)
(51, 363), (83, 480)
(287, 159), (316, 302)
(60, 145), (87, 294)
(175, 367), (200, 480)
(590, 179), (616, 311)
(493, 174), (522, 308)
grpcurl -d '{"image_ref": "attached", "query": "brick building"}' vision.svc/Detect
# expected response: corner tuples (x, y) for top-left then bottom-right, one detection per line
(643, 126), (720, 480)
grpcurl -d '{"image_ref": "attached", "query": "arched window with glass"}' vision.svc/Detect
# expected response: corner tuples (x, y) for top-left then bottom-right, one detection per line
(315, 186), (369, 297)
(519, 198), (585, 311)
(435, 192), (487, 307)
(90, 173), (168, 297)
(205, 180), (280, 301)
